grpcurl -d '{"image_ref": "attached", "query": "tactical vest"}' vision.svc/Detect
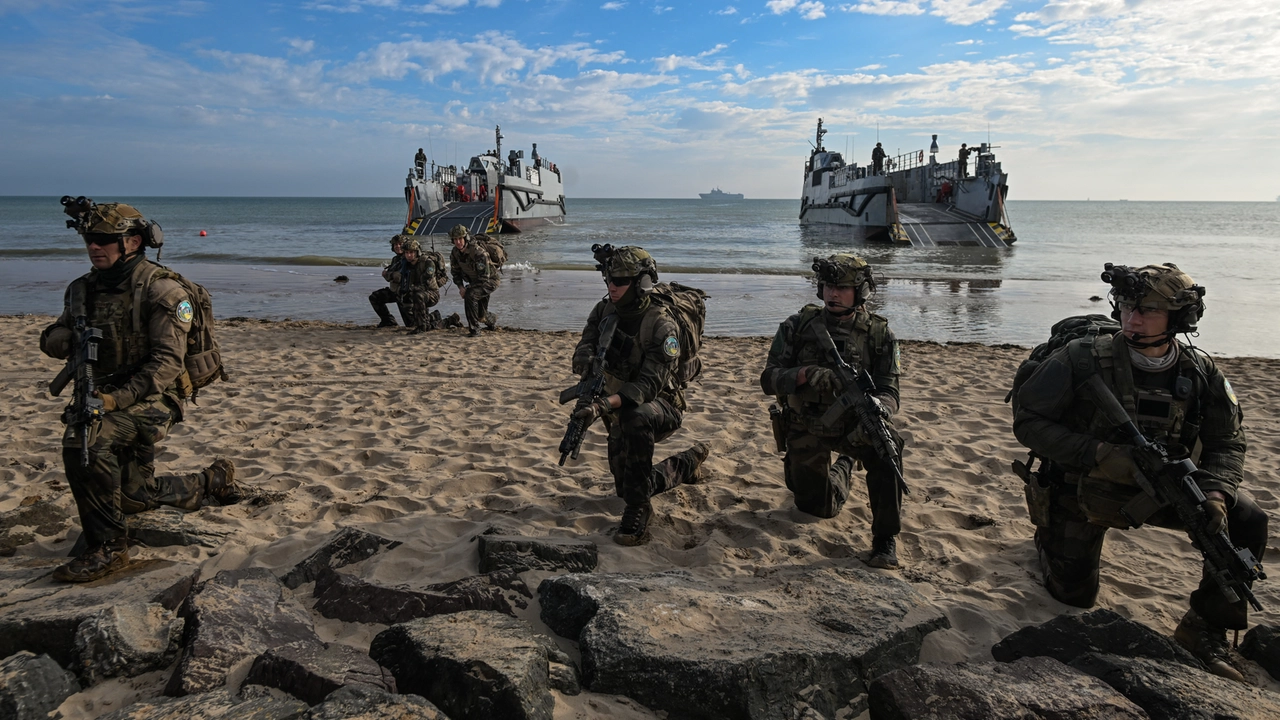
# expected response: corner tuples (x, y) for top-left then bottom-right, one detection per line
(783, 306), (893, 434)
(598, 302), (683, 408)
(77, 262), (181, 396)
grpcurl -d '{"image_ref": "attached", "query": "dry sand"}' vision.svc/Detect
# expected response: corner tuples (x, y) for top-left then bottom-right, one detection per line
(2, 314), (1278, 718)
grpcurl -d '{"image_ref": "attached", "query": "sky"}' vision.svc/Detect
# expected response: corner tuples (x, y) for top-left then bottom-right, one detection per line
(1, 0), (1277, 200)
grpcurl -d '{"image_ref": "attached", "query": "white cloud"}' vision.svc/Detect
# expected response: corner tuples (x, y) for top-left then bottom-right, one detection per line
(767, 0), (826, 19)
(929, 0), (1005, 26)
(601, 1), (625, 8)
(856, 63), (884, 70)
(653, 44), (730, 73)
(839, 1), (924, 16)
(653, 4), (673, 13)
(716, 5), (738, 14)
(286, 38), (316, 56)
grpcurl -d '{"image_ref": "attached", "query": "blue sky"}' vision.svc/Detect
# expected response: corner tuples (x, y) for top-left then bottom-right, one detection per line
(1, 0), (1276, 200)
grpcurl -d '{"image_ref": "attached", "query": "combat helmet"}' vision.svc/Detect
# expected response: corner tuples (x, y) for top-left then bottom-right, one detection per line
(401, 237), (422, 255)
(812, 253), (876, 305)
(61, 195), (164, 258)
(1101, 262), (1206, 341)
(449, 224), (469, 240)
(391, 234), (406, 248)
(592, 244), (659, 291)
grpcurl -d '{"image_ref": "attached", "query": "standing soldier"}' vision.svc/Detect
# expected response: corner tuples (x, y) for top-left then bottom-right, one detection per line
(40, 198), (241, 583)
(569, 246), (710, 545)
(1013, 263), (1267, 681)
(760, 253), (905, 569)
(872, 142), (886, 176)
(414, 148), (427, 179)
(449, 224), (499, 337)
(957, 143), (971, 178)
(370, 234), (406, 328)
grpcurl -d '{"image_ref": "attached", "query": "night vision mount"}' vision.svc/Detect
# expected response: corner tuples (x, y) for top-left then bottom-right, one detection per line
(60, 195), (165, 258)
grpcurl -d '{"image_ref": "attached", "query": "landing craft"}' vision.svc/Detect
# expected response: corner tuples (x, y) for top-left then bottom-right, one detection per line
(404, 125), (566, 238)
(799, 119), (1016, 247)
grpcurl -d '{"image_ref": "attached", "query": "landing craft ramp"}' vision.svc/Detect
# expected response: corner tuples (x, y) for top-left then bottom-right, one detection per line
(896, 203), (1015, 248)
(405, 201), (496, 238)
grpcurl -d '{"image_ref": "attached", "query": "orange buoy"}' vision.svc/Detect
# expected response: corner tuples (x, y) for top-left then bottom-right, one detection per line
(199, 230), (207, 236)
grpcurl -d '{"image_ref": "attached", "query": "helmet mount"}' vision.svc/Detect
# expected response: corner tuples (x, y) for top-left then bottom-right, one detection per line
(812, 254), (876, 310)
(1101, 262), (1206, 348)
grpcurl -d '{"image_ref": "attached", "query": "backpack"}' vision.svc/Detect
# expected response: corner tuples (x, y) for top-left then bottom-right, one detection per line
(645, 282), (709, 387)
(137, 264), (228, 400)
(1005, 314), (1119, 413)
(425, 249), (448, 288)
(477, 235), (508, 269)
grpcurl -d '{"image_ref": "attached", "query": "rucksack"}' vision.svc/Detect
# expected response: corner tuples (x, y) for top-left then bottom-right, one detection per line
(1005, 314), (1119, 413)
(425, 249), (448, 288)
(645, 282), (709, 387)
(476, 235), (508, 269)
(136, 263), (228, 400)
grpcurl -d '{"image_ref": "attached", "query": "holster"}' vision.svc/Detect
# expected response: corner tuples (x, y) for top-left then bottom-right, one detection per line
(1013, 454), (1052, 529)
(769, 403), (788, 454)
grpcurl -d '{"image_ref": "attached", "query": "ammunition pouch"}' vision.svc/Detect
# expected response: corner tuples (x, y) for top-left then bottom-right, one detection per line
(1077, 472), (1164, 529)
(769, 403), (788, 453)
(1013, 454), (1053, 528)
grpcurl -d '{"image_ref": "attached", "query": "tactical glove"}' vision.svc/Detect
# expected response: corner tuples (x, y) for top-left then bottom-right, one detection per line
(97, 392), (117, 412)
(806, 366), (843, 395)
(1093, 442), (1138, 485)
(1203, 495), (1229, 535)
(572, 397), (612, 423)
(572, 356), (590, 376)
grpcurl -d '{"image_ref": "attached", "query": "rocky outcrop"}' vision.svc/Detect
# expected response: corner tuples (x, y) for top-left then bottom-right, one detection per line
(868, 655), (1148, 720)
(0, 556), (199, 669)
(245, 640), (397, 705)
(0, 651), (80, 720)
(165, 568), (319, 697)
(305, 685), (448, 720)
(1240, 624), (1280, 681)
(73, 602), (183, 685)
(370, 610), (552, 720)
(1072, 652), (1280, 719)
(477, 534), (597, 574)
(97, 687), (309, 720)
(128, 507), (234, 549)
(991, 608), (1203, 670)
(538, 566), (949, 720)
(313, 567), (531, 625)
(281, 528), (402, 590)
(0, 498), (70, 557)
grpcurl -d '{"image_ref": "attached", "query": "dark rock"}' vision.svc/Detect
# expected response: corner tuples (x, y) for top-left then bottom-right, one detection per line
(538, 566), (949, 720)
(0, 556), (199, 670)
(1073, 652), (1280, 719)
(477, 534), (598, 574)
(74, 602), (183, 685)
(0, 498), (70, 557)
(313, 567), (531, 625)
(548, 661), (580, 696)
(370, 610), (552, 720)
(305, 685), (448, 720)
(280, 527), (402, 590)
(97, 688), (309, 719)
(992, 608), (1204, 670)
(166, 567), (319, 697)
(869, 656), (1147, 719)
(128, 507), (234, 549)
(0, 651), (80, 720)
(245, 640), (397, 705)
(1240, 624), (1280, 681)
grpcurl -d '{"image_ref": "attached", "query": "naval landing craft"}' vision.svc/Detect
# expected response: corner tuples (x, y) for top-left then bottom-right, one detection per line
(404, 125), (566, 238)
(800, 119), (1015, 247)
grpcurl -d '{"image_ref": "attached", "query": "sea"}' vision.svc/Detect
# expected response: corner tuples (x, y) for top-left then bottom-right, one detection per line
(2, 196), (1278, 357)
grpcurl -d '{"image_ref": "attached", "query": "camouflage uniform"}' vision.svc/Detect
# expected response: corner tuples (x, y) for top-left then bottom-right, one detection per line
(398, 244), (443, 332)
(450, 238), (499, 332)
(1014, 332), (1264, 628)
(370, 239), (405, 327)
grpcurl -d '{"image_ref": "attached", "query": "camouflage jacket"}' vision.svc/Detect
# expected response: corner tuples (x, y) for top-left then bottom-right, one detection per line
(399, 254), (440, 295)
(572, 298), (683, 410)
(450, 241), (498, 287)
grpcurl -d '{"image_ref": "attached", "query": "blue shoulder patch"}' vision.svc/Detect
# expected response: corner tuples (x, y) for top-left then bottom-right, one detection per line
(663, 336), (680, 357)
(175, 299), (194, 324)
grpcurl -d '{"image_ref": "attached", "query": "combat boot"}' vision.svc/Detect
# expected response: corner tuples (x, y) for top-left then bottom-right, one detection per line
(1174, 608), (1245, 682)
(204, 458), (241, 505)
(485, 313), (498, 331)
(867, 536), (900, 569)
(468, 327), (480, 337)
(615, 500), (653, 546)
(53, 538), (130, 583)
(443, 313), (463, 329)
(674, 442), (712, 484)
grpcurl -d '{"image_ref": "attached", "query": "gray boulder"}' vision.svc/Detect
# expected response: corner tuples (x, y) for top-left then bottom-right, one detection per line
(538, 566), (949, 720)
(166, 568), (320, 697)
(128, 507), (234, 549)
(0, 556), (199, 669)
(74, 602), (183, 685)
(0, 651), (80, 720)
(1072, 652), (1280, 719)
(1240, 624), (1280, 681)
(477, 534), (598, 573)
(97, 688), (308, 720)
(991, 608), (1203, 670)
(0, 498), (70, 557)
(245, 640), (397, 705)
(305, 685), (448, 720)
(313, 567), (531, 625)
(868, 656), (1148, 719)
(281, 527), (402, 590)
(370, 610), (552, 720)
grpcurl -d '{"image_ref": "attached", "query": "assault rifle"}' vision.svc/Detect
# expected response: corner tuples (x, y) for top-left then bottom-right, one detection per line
(48, 282), (105, 467)
(1082, 373), (1266, 611)
(814, 325), (908, 496)
(557, 314), (619, 465)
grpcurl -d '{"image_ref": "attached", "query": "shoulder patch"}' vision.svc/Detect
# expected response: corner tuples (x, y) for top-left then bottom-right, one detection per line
(663, 335), (680, 357)
(175, 299), (194, 324)
(1223, 377), (1238, 406)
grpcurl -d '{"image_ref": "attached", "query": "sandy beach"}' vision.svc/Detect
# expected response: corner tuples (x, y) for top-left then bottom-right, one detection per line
(2, 314), (1279, 718)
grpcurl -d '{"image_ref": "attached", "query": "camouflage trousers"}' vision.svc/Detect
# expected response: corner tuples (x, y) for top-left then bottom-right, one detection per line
(783, 429), (903, 536)
(399, 288), (441, 330)
(604, 398), (696, 506)
(1035, 481), (1269, 629)
(462, 280), (498, 330)
(369, 288), (405, 325)
(61, 396), (207, 548)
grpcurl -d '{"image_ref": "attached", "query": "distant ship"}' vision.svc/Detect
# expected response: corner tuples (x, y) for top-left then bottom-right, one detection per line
(699, 188), (745, 202)
(799, 118), (1015, 247)
(404, 125), (566, 237)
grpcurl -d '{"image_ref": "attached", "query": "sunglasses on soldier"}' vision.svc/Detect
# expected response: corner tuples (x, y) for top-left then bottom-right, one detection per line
(83, 233), (124, 247)
(605, 276), (633, 288)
